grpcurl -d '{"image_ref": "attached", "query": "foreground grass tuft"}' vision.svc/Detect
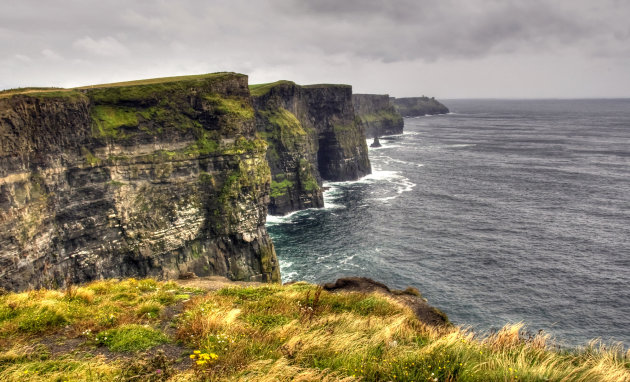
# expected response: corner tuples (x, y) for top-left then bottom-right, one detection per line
(96, 324), (169, 352)
(0, 279), (628, 381)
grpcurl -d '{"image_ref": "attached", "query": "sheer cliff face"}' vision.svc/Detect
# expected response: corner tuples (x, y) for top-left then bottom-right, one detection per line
(0, 73), (280, 291)
(303, 85), (371, 182)
(392, 97), (450, 117)
(251, 82), (370, 215)
(353, 94), (404, 138)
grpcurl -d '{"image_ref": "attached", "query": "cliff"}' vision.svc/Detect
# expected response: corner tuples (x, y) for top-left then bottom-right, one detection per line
(251, 81), (371, 215)
(0, 73), (280, 291)
(392, 96), (449, 116)
(353, 94), (404, 138)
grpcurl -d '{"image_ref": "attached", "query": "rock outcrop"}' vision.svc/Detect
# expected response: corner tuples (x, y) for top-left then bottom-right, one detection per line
(322, 277), (450, 326)
(251, 81), (371, 215)
(353, 94), (404, 138)
(0, 73), (280, 291)
(391, 96), (449, 117)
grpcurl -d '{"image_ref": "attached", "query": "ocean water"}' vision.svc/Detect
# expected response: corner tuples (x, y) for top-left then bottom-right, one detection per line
(266, 99), (630, 347)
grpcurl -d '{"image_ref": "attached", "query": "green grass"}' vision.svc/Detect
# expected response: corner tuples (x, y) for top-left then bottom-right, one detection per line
(0, 88), (85, 100)
(0, 279), (627, 381)
(248, 80), (296, 97)
(96, 324), (168, 352)
(203, 94), (254, 120)
(76, 72), (237, 90)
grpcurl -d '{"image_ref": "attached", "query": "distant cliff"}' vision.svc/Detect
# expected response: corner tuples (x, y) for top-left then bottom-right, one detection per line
(353, 94), (403, 138)
(0, 73), (280, 291)
(392, 96), (449, 116)
(251, 81), (371, 215)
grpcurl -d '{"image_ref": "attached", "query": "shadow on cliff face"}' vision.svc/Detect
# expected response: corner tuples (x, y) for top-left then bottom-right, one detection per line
(322, 276), (450, 327)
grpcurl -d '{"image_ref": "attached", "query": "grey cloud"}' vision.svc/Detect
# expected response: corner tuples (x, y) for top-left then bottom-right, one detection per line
(0, 0), (628, 97)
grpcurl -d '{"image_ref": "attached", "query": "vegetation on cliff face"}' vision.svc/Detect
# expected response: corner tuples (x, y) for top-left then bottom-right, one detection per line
(251, 83), (324, 215)
(0, 279), (627, 381)
(353, 94), (404, 138)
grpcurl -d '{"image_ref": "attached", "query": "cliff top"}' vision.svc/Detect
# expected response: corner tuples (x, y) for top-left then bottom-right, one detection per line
(354, 93), (390, 97)
(249, 80), (352, 97)
(0, 72), (244, 99)
(0, 277), (624, 381)
(75, 72), (241, 90)
(249, 80), (296, 97)
(302, 83), (351, 89)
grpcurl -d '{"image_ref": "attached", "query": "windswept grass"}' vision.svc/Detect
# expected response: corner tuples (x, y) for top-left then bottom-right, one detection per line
(0, 280), (628, 381)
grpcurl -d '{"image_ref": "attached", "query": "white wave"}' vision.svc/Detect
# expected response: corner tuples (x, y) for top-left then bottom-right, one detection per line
(322, 185), (346, 210)
(281, 271), (298, 282)
(339, 253), (357, 264)
(378, 155), (424, 168)
(397, 177), (416, 193)
(367, 142), (403, 151)
(449, 144), (475, 148)
(315, 252), (335, 263)
(279, 260), (293, 269)
(265, 210), (301, 225)
(374, 195), (398, 202)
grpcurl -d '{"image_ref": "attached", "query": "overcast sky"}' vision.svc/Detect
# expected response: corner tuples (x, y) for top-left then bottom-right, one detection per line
(1, 0), (629, 98)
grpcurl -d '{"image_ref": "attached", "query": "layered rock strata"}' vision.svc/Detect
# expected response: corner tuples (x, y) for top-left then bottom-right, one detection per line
(251, 81), (371, 215)
(392, 96), (449, 116)
(353, 94), (404, 138)
(0, 73), (280, 291)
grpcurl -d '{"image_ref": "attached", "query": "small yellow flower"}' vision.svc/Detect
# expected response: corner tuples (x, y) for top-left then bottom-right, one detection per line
(193, 350), (201, 354)
(196, 360), (207, 365)
(189, 354), (196, 359)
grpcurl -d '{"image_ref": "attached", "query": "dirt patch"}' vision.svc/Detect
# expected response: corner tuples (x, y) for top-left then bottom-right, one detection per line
(176, 275), (264, 291)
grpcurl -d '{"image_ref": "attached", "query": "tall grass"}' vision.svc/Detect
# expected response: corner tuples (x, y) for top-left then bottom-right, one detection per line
(0, 279), (628, 381)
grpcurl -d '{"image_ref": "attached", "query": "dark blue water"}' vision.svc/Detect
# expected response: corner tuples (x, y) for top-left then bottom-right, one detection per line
(267, 99), (630, 347)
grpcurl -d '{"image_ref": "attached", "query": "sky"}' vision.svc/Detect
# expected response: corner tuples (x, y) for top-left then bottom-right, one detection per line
(1, 0), (629, 98)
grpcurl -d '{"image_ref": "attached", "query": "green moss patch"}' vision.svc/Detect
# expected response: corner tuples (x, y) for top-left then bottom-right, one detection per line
(203, 94), (254, 120)
(270, 179), (294, 198)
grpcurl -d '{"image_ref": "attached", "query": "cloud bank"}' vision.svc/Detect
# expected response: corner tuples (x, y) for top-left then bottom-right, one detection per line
(1, 0), (628, 97)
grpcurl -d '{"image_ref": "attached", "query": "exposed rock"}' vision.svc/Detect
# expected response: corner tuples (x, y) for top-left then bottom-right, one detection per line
(323, 277), (450, 326)
(370, 136), (382, 148)
(251, 81), (371, 215)
(0, 73), (280, 291)
(353, 94), (404, 138)
(391, 96), (449, 117)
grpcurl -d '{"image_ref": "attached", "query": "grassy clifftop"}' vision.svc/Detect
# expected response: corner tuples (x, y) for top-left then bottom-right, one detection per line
(0, 279), (627, 381)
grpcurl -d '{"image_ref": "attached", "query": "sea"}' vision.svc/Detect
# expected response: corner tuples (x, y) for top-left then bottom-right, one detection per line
(266, 99), (630, 348)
